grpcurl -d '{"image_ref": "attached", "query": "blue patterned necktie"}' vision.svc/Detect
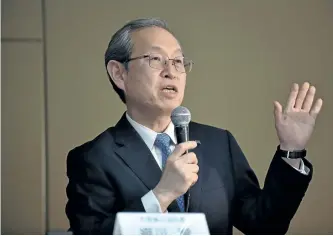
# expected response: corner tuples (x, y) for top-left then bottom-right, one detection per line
(155, 133), (185, 212)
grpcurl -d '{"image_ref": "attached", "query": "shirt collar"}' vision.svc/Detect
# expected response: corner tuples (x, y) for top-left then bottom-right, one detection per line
(126, 112), (177, 150)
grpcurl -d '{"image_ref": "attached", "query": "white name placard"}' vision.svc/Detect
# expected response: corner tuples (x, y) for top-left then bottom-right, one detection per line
(113, 212), (210, 235)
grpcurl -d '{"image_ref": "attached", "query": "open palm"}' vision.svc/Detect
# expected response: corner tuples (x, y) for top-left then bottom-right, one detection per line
(273, 82), (323, 151)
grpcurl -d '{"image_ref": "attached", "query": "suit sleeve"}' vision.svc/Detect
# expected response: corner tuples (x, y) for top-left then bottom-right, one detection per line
(227, 130), (313, 234)
(65, 148), (146, 235)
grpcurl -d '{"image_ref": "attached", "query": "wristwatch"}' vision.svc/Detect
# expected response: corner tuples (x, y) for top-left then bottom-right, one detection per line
(277, 145), (307, 159)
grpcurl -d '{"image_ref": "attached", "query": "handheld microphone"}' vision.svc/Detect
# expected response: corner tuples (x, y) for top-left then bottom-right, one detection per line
(171, 106), (191, 144)
(171, 106), (192, 212)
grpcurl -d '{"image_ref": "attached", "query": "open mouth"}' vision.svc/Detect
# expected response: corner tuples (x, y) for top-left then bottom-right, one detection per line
(162, 85), (178, 93)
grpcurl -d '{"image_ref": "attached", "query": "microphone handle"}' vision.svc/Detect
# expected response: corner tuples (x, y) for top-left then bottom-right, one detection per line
(175, 125), (191, 212)
(175, 125), (189, 143)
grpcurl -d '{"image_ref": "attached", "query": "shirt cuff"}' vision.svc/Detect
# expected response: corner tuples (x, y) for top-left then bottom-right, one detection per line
(141, 190), (165, 213)
(282, 157), (310, 175)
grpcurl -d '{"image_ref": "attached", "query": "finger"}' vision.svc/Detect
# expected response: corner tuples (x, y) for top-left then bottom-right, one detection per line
(190, 173), (198, 186)
(187, 164), (199, 173)
(302, 86), (316, 112)
(170, 141), (197, 160)
(294, 82), (310, 109)
(310, 98), (323, 119)
(182, 152), (198, 165)
(285, 83), (299, 112)
(273, 101), (283, 122)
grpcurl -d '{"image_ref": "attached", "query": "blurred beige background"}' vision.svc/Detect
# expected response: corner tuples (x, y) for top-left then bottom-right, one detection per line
(2, 0), (333, 234)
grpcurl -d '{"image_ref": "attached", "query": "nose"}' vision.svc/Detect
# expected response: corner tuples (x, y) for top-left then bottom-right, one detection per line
(161, 60), (177, 79)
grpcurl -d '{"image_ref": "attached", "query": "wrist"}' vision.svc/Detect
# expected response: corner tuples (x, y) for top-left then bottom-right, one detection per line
(279, 144), (304, 152)
(152, 187), (175, 212)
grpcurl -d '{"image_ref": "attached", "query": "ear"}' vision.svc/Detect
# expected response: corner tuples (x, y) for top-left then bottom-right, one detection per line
(106, 60), (127, 91)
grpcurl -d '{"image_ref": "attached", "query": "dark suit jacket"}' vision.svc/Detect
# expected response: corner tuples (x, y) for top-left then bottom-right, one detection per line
(65, 113), (312, 234)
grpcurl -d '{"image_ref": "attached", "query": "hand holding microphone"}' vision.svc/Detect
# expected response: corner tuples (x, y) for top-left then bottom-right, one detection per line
(153, 141), (199, 212)
(153, 106), (198, 212)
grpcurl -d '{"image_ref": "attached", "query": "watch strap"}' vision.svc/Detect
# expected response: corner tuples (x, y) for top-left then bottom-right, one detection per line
(277, 145), (307, 159)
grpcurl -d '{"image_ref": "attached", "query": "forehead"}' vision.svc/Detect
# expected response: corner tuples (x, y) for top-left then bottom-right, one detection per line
(130, 27), (182, 55)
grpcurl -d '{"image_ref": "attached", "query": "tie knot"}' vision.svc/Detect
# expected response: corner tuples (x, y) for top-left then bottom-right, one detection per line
(155, 133), (171, 149)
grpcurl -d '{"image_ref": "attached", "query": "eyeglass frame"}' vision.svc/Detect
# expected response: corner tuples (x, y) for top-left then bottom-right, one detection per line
(123, 54), (194, 73)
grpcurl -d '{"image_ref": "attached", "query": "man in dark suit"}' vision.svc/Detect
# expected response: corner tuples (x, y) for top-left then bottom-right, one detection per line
(65, 18), (323, 234)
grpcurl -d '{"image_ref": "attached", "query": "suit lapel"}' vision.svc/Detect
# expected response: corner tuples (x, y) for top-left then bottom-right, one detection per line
(187, 122), (204, 212)
(112, 113), (162, 192)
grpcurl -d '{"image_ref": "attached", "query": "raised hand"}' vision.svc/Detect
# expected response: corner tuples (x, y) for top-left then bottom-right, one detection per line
(273, 82), (323, 151)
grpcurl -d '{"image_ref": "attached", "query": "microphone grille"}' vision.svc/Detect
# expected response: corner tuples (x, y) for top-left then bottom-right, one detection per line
(171, 106), (191, 126)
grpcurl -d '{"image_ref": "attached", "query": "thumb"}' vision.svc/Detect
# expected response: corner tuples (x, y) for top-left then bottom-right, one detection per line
(273, 101), (283, 122)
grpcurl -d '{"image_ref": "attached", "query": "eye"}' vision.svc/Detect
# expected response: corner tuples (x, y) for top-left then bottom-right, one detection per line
(150, 55), (162, 61)
(174, 59), (184, 65)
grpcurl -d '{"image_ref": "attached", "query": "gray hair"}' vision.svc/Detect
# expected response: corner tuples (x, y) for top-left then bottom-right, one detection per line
(104, 18), (174, 104)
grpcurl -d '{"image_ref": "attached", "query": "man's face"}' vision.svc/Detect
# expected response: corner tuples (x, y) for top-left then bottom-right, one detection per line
(123, 27), (187, 115)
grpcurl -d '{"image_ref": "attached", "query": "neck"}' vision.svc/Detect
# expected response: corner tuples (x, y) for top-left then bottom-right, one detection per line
(127, 107), (172, 133)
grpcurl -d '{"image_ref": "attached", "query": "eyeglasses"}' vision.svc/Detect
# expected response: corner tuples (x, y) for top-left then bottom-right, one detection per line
(124, 53), (193, 73)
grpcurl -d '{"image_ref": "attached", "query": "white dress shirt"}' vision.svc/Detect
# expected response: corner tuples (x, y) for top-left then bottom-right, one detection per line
(125, 112), (309, 213)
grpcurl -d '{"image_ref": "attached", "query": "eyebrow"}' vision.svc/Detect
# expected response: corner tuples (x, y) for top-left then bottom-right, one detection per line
(150, 46), (184, 56)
